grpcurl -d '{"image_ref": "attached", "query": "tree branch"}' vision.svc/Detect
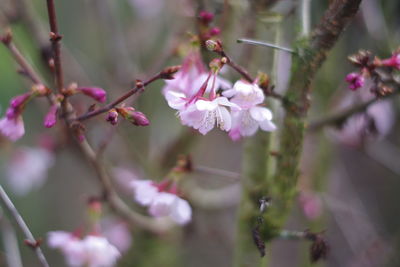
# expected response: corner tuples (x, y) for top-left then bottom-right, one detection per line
(0, 186), (49, 267)
(308, 90), (400, 131)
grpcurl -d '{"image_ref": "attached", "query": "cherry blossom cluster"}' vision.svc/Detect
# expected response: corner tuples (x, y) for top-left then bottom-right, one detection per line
(162, 50), (276, 140)
(345, 49), (399, 95)
(48, 231), (121, 267)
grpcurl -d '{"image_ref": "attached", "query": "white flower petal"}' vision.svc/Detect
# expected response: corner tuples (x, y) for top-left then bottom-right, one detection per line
(259, 119), (277, 132)
(149, 192), (177, 217)
(130, 180), (159, 206)
(249, 106), (273, 121)
(170, 198), (192, 225)
(197, 111), (216, 135)
(195, 100), (218, 111)
(216, 107), (232, 131)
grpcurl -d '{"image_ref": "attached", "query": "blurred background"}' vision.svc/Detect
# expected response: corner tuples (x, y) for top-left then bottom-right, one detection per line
(0, 0), (400, 266)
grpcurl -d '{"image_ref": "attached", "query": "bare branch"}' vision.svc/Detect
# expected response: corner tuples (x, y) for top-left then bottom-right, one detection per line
(0, 186), (49, 267)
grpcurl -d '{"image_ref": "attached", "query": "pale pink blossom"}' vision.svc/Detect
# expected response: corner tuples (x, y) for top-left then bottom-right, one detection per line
(224, 80), (276, 140)
(180, 97), (240, 135)
(48, 231), (121, 267)
(299, 192), (323, 220)
(81, 235), (121, 267)
(130, 180), (192, 225)
(101, 218), (132, 253)
(381, 53), (400, 69)
(130, 180), (159, 206)
(5, 147), (55, 195)
(0, 116), (25, 141)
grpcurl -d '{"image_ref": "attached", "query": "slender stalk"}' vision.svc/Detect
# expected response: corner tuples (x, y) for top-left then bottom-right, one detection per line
(45, 0), (64, 92)
(1, 37), (42, 84)
(0, 186), (49, 267)
(1, 209), (23, 267)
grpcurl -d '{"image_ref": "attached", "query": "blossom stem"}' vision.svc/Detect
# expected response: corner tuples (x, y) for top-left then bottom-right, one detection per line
(75, 72), (163, 121)
(0, 185), (50, 267)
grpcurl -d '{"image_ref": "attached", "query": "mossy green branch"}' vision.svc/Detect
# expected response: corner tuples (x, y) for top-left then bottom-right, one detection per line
(234, 0), (362, 266)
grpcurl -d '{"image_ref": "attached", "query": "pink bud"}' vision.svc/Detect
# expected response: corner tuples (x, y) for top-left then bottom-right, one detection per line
(78, 87), (107, 103)
(6, 107), (18, 120)
(131, 111), (150, 126)
(10, 93), (31, 109)
(381, 53), (400, 70)
(198, 11), (214, 24)
(106, 109), (118, 125)
(345, 72), (364, 91)
(209, 27), (221, 36)
(44, 104), (58, 128)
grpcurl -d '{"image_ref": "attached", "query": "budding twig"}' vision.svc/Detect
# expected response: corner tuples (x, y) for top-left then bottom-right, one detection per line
(0, 186), (49, 267)
(75, 70), (169, 121)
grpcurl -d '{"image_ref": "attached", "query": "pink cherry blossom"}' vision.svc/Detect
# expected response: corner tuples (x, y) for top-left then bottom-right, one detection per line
(77, 87), (107, 103)
(5, 147), (54, 195)
(0, 116), (25, 141)
(299, 192), (322, 220)
(48, 231), (121, 267)
(180, 97), (240, 135)
(224, 80), (276, 140)
(130, 180), (192, 225)
(101, 218), (132, 253)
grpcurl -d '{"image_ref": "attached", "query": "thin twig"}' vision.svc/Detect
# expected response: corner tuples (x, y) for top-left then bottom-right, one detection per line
(0, 186), (49, 267)
(308, 90), (400, 131)
(0, 209), (23, 267)
(237, 38), (295, 53)
(75, 72), (163, 121)
(1, 37), (42, 84)
(45, 0), (64, 92)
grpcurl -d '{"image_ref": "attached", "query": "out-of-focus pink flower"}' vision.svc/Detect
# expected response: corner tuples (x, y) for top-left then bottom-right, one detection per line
(299, 192), (322, 220)
(77, 87), (107, 103)
(130, 180), (192, 225)
(0, 116), (25, 141)
(223, 80), (276, 140)
(381, 53), (400, 69)
(101, 218), (132, 253)
(330, 88), (395, 147)
(345, 72), (365, 91)
(128, 0), (164, 18)
(81, 235), (121, 267)
(48, 231), (121, 267)
(5, 147), (54, 196)
(44, 104), (58, 128)
(198, 11), (214, 24)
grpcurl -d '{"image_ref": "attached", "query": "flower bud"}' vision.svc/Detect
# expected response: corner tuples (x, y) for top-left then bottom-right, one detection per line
(44, 104), (58, 128)
(106, 109), (118, 125)
(117, 107), (150, 126)
(209, 27), (221, 36)
(10, 93), (31, 110)
(77, 87), (107, 103)
(198, 11), (214, 24)
(32, 84), (50, 96)
(345, 72), (364, 91)
(205, 39), (223, 53)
